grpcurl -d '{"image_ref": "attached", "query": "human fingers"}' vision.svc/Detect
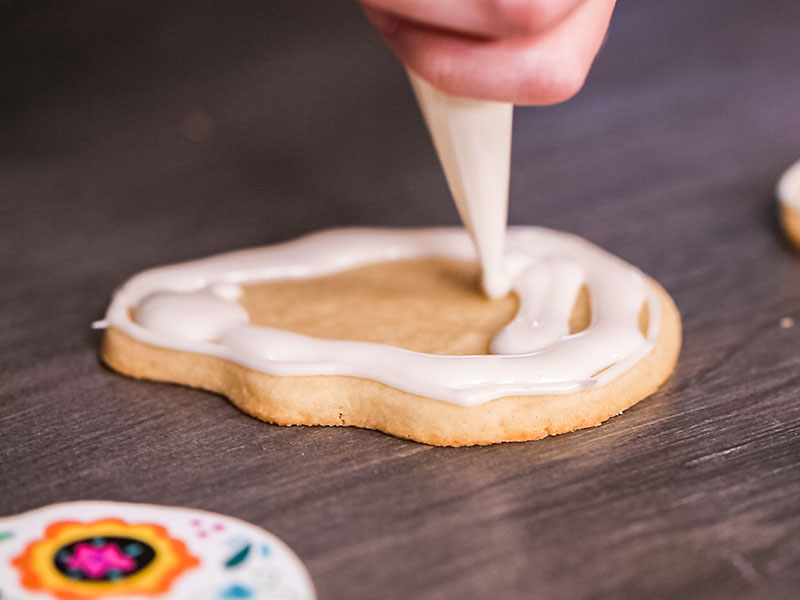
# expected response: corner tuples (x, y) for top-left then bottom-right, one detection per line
(359, 0), (586, 38)
(365, 0), (616, 104)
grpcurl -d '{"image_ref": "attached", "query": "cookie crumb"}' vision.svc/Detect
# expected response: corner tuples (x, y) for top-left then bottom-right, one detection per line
(780, 317), (795, 329)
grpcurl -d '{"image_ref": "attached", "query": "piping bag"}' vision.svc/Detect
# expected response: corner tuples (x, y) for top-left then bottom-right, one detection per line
(407, 69), (514, 299)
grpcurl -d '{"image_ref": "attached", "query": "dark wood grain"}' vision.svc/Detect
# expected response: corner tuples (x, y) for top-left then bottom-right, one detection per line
(2, 1), (800, 598)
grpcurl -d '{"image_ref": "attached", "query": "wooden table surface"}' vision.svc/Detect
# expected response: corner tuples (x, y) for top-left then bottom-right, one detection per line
(3, 1), (800, 598)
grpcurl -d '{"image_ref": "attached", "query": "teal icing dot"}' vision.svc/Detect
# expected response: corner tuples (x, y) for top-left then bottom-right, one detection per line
(261, 544), (270, 556)
(124, 543), (143, 556)
(220, 584), (254, 599)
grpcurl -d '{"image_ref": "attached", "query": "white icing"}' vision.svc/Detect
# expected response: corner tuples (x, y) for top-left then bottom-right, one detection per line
(102, 227), (660, 407)
(136, 290), (249, 342)
(778, 158), (800, 209)
(408, 70), (514, 298)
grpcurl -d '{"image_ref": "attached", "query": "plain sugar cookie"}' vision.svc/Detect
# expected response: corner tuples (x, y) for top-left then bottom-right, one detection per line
(778, 159), (800, 248)
(98, 227), (682, 446)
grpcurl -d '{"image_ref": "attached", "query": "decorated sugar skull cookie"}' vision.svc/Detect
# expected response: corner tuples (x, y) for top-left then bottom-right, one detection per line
(0, 501), (315, 600)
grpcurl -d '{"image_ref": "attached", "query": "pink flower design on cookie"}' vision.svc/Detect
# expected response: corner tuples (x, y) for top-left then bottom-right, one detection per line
(64, 541), (136, 579)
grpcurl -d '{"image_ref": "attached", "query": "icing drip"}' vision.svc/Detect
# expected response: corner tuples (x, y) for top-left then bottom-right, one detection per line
(102, 227), (660, 406)
(136, 291), (249, 342)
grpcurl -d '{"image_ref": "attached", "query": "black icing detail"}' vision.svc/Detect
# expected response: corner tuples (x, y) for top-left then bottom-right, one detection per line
(53, 536), (156, 582)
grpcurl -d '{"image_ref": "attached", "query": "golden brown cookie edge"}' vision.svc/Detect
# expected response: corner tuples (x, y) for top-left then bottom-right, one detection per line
(780, 203), (800, 249)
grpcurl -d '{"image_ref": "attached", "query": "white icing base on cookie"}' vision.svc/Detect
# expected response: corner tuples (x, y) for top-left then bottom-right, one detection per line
(778, 158), (800, 209)
(101, 227), (661, 407)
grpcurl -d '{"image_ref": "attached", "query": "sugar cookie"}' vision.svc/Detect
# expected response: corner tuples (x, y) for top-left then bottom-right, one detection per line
(98, 227), (681, 446)
(779, 159), (800, 248)
(0, 501), (315, 599)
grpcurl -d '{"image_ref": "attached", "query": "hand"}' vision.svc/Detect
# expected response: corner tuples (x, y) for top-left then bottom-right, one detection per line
(361, 0), (617, 105)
